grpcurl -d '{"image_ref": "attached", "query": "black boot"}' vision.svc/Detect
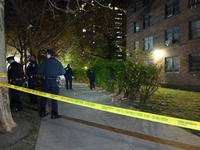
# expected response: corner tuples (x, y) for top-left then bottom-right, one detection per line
(51, 111), (61, 119)
(40, 107), (48, 118)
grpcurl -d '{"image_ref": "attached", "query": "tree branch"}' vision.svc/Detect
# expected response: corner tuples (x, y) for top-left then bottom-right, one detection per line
(37, 6), (95, 50)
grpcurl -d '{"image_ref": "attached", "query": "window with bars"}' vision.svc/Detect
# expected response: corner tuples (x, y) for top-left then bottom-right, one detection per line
(189, 53), (200, 72)
(144, 36), (153, 50)
(165, 0), (180, 18)
(165, 56), (180, 72)
(144, 13), (153, 28)
(190, 20), (200, 39)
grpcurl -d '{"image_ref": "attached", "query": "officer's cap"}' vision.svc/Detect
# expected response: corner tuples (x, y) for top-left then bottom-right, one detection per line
(6, 56), (15, 61)
(47, 49), (56, 55)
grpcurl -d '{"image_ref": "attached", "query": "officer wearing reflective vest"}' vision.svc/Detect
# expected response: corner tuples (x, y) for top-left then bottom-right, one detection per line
(7, 56), (24, 112)
(26, 55), (38, 104)
(38, 49), (65, 119)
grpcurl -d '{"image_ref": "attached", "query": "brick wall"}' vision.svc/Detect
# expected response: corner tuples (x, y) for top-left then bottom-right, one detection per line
(126, 0), (200, 90)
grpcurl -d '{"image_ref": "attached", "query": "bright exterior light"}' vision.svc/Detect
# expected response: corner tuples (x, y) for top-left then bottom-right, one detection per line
(82, 29), (86, 32)
(84, 66), (88, 70)
(153, 50), (163, 59)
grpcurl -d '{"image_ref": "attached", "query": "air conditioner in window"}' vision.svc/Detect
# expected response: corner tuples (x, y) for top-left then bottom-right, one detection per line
(165, 39), (172, 46)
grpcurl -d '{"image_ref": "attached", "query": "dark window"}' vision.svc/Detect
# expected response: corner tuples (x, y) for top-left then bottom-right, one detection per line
(189, 53), (200, 72)
(165, 27), (180, 45)
(144, 13), (153, 28)
(143, 0), (150, 6)
(189, 0), (200, 8)
(133, 1), (140, 13)
(190, 20), (200, 39)
(144, 36), (153, 50)
(165, 56), (180, 72)
(165, 0), (179, 18)
(134, 21), (140, 33)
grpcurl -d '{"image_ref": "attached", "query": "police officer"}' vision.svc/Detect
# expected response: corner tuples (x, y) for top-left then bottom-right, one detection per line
(7, 56), (24, 112)
(26, 55), (38, 104)
(87, 69), (96, 90)
(64, 64), (74, 90)
(38, 49), (65, 119)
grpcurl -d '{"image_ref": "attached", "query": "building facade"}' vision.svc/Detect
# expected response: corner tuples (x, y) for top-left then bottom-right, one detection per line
(126, 0), (200, 91)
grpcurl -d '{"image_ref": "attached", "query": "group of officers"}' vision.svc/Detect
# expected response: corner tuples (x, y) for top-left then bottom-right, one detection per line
(7, 49), (96, 119)
(7, 49), (67, 119)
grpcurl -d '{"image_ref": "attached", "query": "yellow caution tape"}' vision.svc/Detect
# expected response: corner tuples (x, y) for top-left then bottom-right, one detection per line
(0, 74), (7, 77)
(0, 81), (200, 131)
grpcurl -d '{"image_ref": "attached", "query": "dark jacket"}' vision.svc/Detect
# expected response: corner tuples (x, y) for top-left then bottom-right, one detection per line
(38, 57), (65, 77)
(7, 62), (24, 83)
(87, 70), (95, 80)
(26, 60), (38, 78)
(64, 67), (73, 78)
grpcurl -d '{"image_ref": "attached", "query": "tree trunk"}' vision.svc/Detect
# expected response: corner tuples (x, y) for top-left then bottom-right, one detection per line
(0, 0), (17, 132)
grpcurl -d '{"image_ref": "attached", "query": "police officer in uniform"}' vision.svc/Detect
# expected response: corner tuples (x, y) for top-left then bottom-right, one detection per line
(7, 56), (24, 112)
(64, 64), (74, 90)
(38, 49), (65, 119)
(26, 55), (38, 104)
(87, 69), (96, 90)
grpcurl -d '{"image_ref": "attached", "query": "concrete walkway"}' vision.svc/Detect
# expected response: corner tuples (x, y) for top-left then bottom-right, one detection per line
(35, 82), (200, 150)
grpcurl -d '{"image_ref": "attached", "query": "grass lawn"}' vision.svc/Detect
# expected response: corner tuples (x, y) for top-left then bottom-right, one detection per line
(136, 87), (200, 134)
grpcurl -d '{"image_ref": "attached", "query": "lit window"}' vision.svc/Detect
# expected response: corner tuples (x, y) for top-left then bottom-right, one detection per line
(190, 20), (200, 39)
(189, 53), (200, 72)
(117, 13), (122, 16)
(134, 21), (140, 33)
(165, 56), (180, 72)
(116, 31), (122, 34)
(144, 36), (153, 50)
(165, 0), (179, 18)
(115, 22), (122, 25)
(115, 17), (122, 20)
(144, 13), (153, 28)
(116, 36), (122, 39)
(114, 7), (119, 10)
(165, 27), (180, 45)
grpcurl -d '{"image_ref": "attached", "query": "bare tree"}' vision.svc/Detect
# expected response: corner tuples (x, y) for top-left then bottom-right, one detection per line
(5, 0), (113, 62)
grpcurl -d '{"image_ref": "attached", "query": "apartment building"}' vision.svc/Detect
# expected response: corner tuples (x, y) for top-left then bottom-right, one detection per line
(126, 0), (200, 91)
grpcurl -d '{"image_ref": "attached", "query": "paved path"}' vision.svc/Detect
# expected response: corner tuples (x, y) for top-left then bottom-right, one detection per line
(35, 82), (200, 150)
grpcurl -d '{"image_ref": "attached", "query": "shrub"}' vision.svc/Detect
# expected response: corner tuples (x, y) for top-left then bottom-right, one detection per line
(74, 61), (162, 105)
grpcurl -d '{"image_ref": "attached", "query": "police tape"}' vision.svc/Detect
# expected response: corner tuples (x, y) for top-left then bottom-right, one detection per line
(0, 81), (200, 131)
(0, 74), (7, 77)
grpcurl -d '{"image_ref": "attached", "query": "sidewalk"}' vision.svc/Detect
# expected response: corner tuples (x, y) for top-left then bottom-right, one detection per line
(35, 82), (200, 150)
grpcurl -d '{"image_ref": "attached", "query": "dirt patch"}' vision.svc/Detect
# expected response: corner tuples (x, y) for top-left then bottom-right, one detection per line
(0, 105), (41, 150)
